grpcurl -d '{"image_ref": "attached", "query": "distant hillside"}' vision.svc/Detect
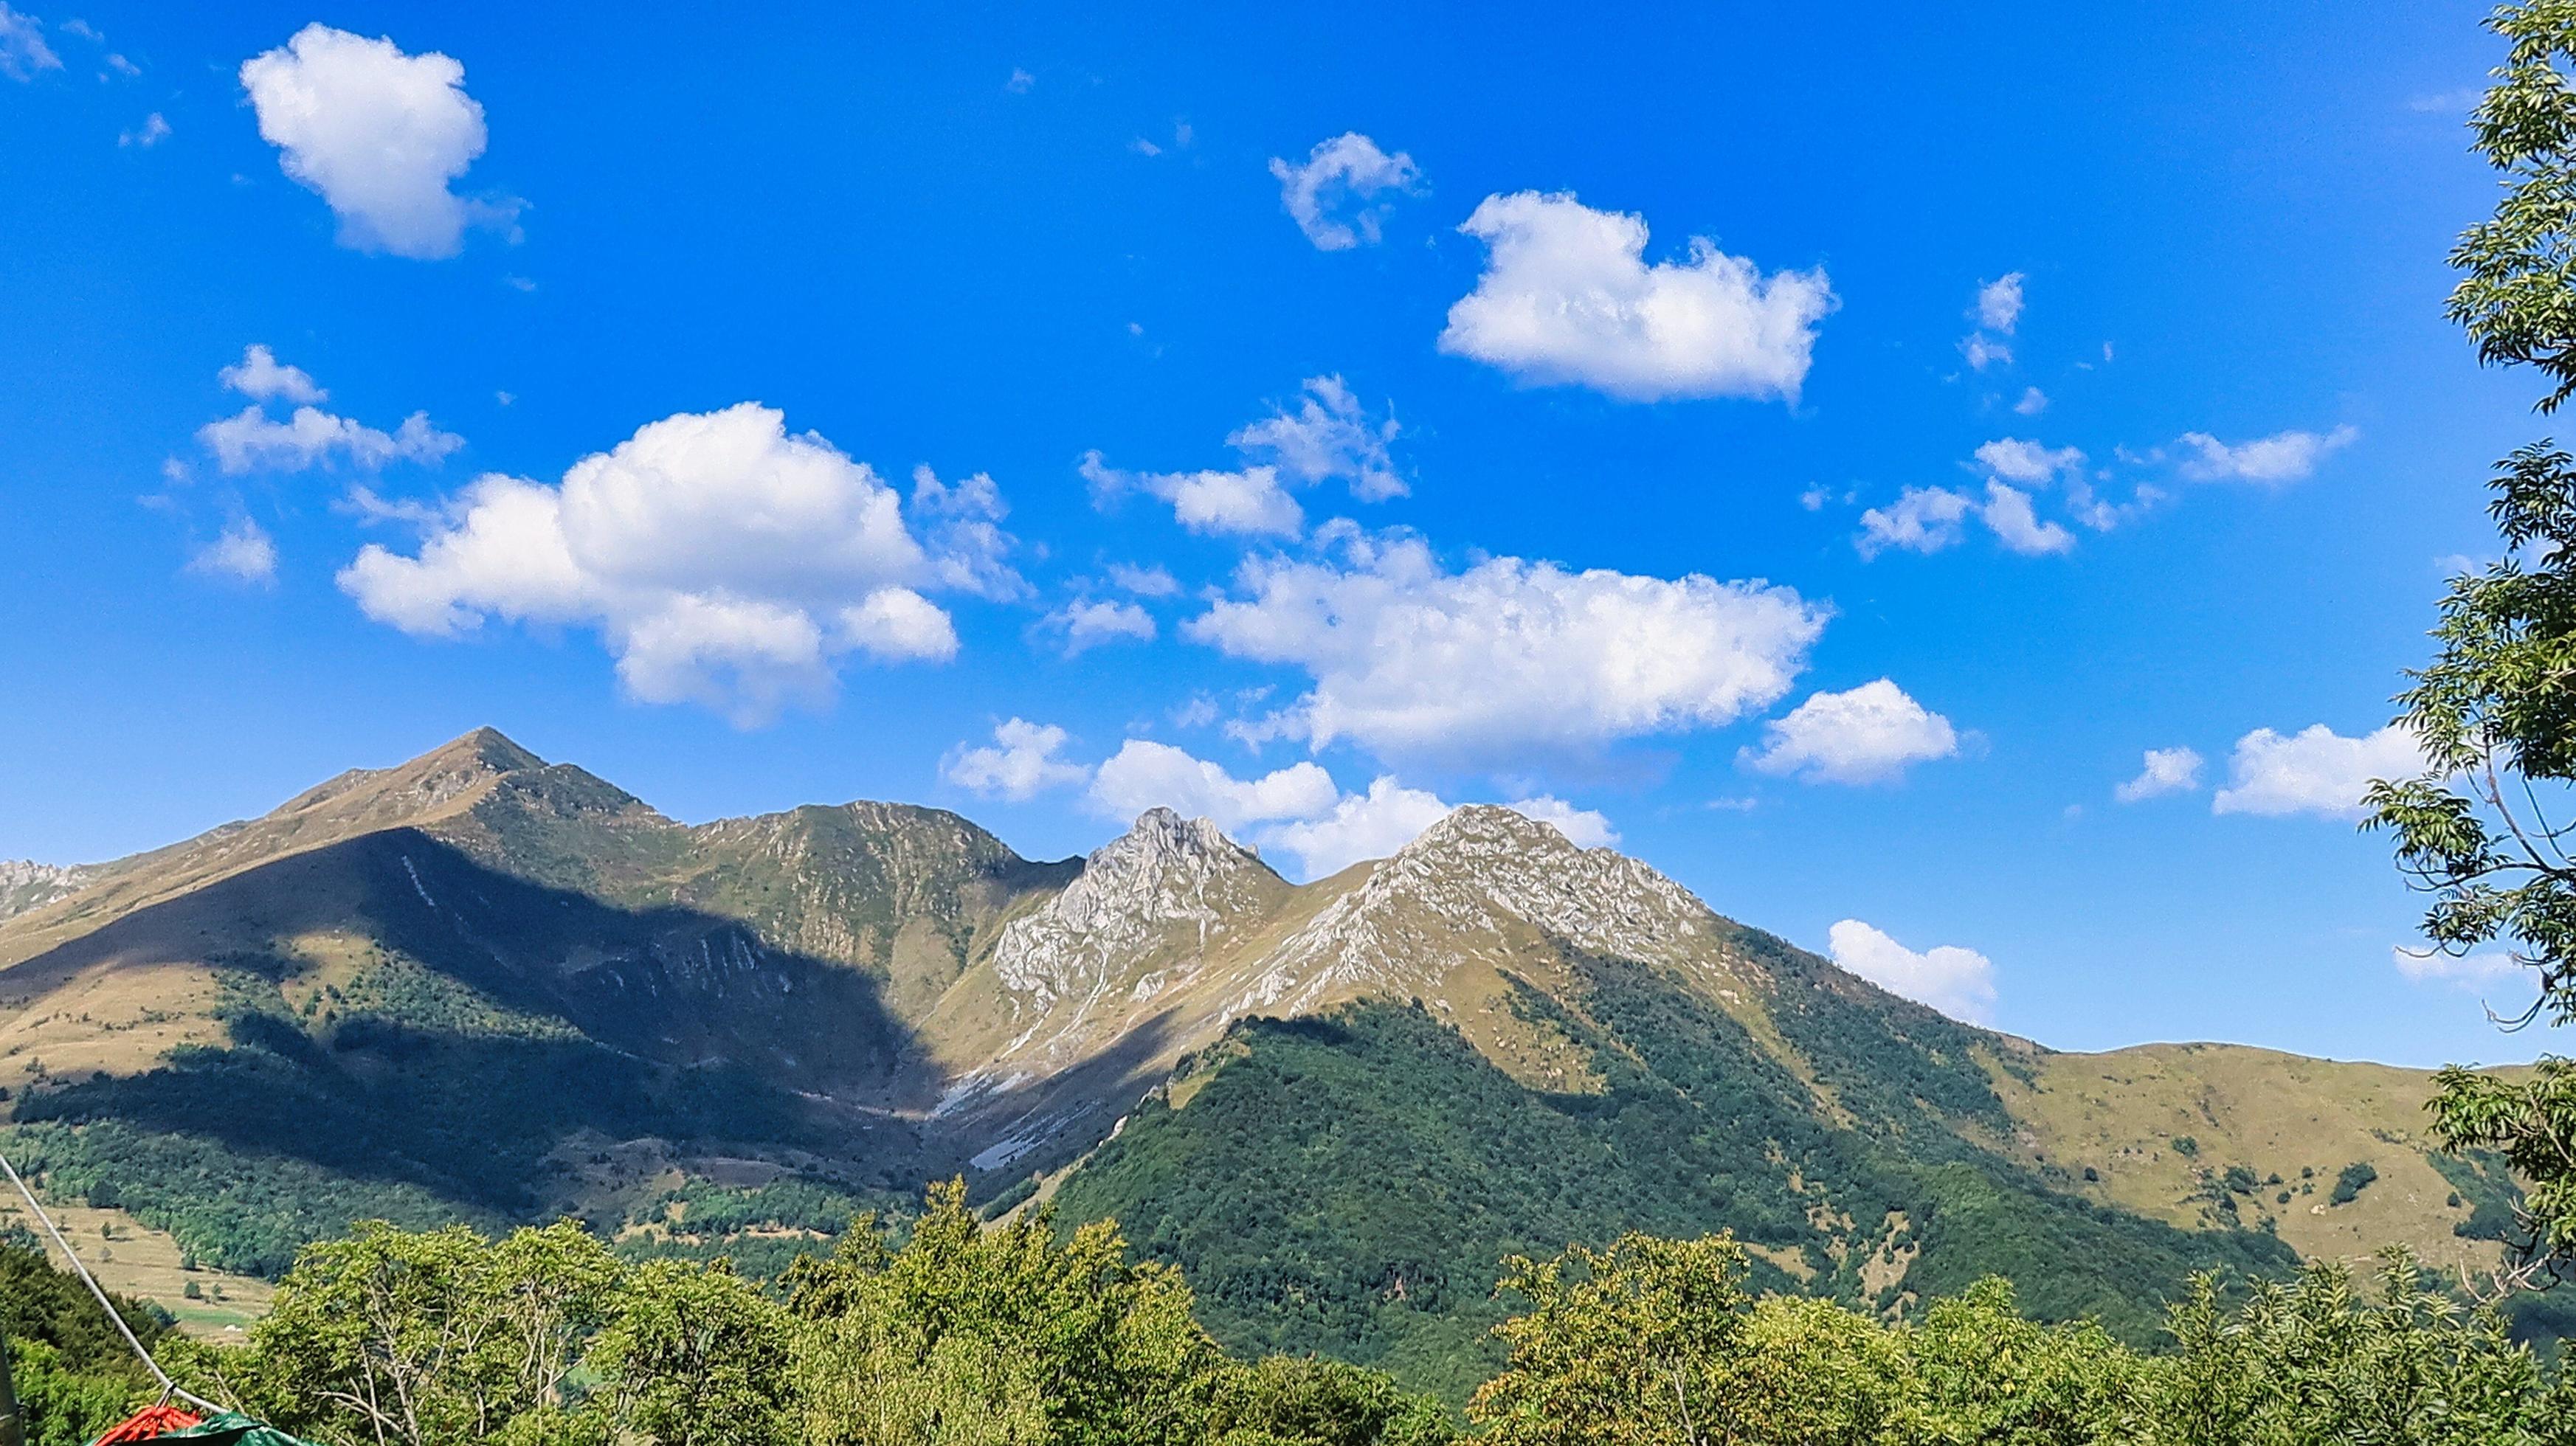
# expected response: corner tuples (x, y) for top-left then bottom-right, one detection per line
(0, 729), (2528, 1395)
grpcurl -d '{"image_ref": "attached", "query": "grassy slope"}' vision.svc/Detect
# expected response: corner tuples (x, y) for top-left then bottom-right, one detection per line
(1992, 1042), (2516, 1277)
(1054, 990), (2296, 1403)
(0, 1190), (272, 1336)
(0, 731), (1069, 1285)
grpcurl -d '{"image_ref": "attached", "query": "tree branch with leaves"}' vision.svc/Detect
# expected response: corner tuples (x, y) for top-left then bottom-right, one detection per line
(2366, 0), (2576, 1290)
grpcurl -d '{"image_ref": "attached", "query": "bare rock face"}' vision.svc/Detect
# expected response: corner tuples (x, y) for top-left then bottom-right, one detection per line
(1237, 804), (1730, 1017)
(985, 808), (1288, 1065)
(0, 860), (94, 922)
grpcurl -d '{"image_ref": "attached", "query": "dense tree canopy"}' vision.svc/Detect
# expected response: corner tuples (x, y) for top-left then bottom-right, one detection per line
(2368, 0), (2576, 1285)
(0, 1185), (2561, 1445)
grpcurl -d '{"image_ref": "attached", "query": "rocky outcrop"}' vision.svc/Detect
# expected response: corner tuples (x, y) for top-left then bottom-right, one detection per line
(0, 860), (94, 923)
(1236, 804), (1733, 1016)
(984, 809), (1288, 1065)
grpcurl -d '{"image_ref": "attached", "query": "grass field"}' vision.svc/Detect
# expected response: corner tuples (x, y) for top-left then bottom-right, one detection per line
(0, 1188), (272, 1338)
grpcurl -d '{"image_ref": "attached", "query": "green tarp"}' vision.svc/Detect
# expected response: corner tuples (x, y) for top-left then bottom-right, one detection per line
(123, 1413), (316, 1446)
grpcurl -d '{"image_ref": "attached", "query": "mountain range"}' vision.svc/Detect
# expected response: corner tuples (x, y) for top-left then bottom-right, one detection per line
(0, 729), (2534, 1394)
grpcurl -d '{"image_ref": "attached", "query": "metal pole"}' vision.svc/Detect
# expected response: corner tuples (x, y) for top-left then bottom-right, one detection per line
(0, 1319), (26, 1446)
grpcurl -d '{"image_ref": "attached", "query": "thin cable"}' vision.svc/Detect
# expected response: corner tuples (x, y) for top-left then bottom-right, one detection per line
(0, 1144), (221, 1416)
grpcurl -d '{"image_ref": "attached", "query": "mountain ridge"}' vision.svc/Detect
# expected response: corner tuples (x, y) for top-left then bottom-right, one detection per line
(0, 727), (2533, 1388)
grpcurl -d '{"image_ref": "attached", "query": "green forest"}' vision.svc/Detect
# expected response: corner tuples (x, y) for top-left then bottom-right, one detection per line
(6, 1184), (2572, 1446)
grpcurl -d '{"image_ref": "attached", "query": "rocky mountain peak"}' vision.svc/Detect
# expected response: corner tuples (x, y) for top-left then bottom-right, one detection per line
(1399, 803), (1588, 864)
(979, 810), (1286, 1063)
(1017, 809), (1277, 950)
(1234, 805), (1725, 1017)
(444, 726), (548, 774)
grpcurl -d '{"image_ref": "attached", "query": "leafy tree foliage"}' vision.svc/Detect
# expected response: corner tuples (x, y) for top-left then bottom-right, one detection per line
(142, 1185), (1446, 1446)
(2151, 1252), (2574, 1445)
(2367, 0), (2576, 1282)
(782, 1180), (1226, 1445)
(588, 1259), (795, 1446)
(0, 1236), (170, 1445)
(1204, 1356), (1453, 1446)
(0, 1183), (2546, 1446)
(1468, 1231), (2573, 1445)
(5, 1334), (139, 1446)
(1467, 1233), (1765, 1445)
(171, 1218), (795, 1446)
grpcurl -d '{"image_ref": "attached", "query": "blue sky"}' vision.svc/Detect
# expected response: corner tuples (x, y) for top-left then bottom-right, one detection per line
(0, 1), (2546, 1067)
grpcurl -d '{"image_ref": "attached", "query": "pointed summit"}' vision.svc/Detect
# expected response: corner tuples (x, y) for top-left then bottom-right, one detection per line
(975, 808), (1291, 1067)
(1041, 807), (1282, 941)
(1244, 801), (1724, 1016)
(270, 726), (551, 825)
(1395, 803), (1587, 865)
(435, 726), (548, 774)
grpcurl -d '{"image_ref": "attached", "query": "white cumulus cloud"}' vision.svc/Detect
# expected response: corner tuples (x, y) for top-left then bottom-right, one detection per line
(1856, 487), (1973, 558)
(1978, 481), (2075, 556)
(187, 518), (279, 585)
(1959, 333), (2012, 371)
(1828, 919), (1997, 1024)
(2114, 746), (2204, 803)
(1855, 455), (2084, 561)
(0, 4), (59, 80)
(1084, 376), (1405, 536)
(2211, 723), (2423, 818)
(1047, 598), (1157, 656)
(1226, 375), (1404, 501)
(1975, 274), (2026, 333)
(1439, 190), (1834, 402)
(943, 719), (1090, 801)
(1974, 437), (2085, 485)
(2392, 945), (2521, 987)
(909, 466), (1026, 601)
(338, 403), (981, 724)
(1957, 274), (2025, 374)
(1081, 452), (1300, 539)
(198, 405), (462, 474)
(1268, 132), (1421, 250)
(2178, 426), (2358, 484)
(1106, 562), (1179, 598)
(241, 24), (511, 258)
(1742, 679), (1960, 784)
(1260, 775), (1454, 879)
(1505, 795), (1618, 849)
(1188, 530), (1827, 760)
(1087, 739), (1340, 834)
(219, 345), (326, 404)
(1263, 776), (1617, 880)
(1077, 739), (1618, 881)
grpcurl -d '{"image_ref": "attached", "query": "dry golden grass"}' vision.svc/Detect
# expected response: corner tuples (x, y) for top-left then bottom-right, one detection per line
(1994, 1042), (2513, 1275)
(0, 1190), (273, 1338)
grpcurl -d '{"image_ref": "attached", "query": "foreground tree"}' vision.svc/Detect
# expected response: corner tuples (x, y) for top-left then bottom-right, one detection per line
(2148, 1251), (2574, 1445)
(1468, 1233), (2572, 1445)
(218, 1219), (624, 1445)
(1468, 1232), (1757, 1445)
(783, 1180), (1224, 1446)
(172, 1218), (796, 1446)
(2367, 0), (2576, 1283)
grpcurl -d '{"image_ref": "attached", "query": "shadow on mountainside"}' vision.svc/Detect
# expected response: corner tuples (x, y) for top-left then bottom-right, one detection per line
(934, 1005), (1192, 1197)
(4, 828), (935, 1214)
